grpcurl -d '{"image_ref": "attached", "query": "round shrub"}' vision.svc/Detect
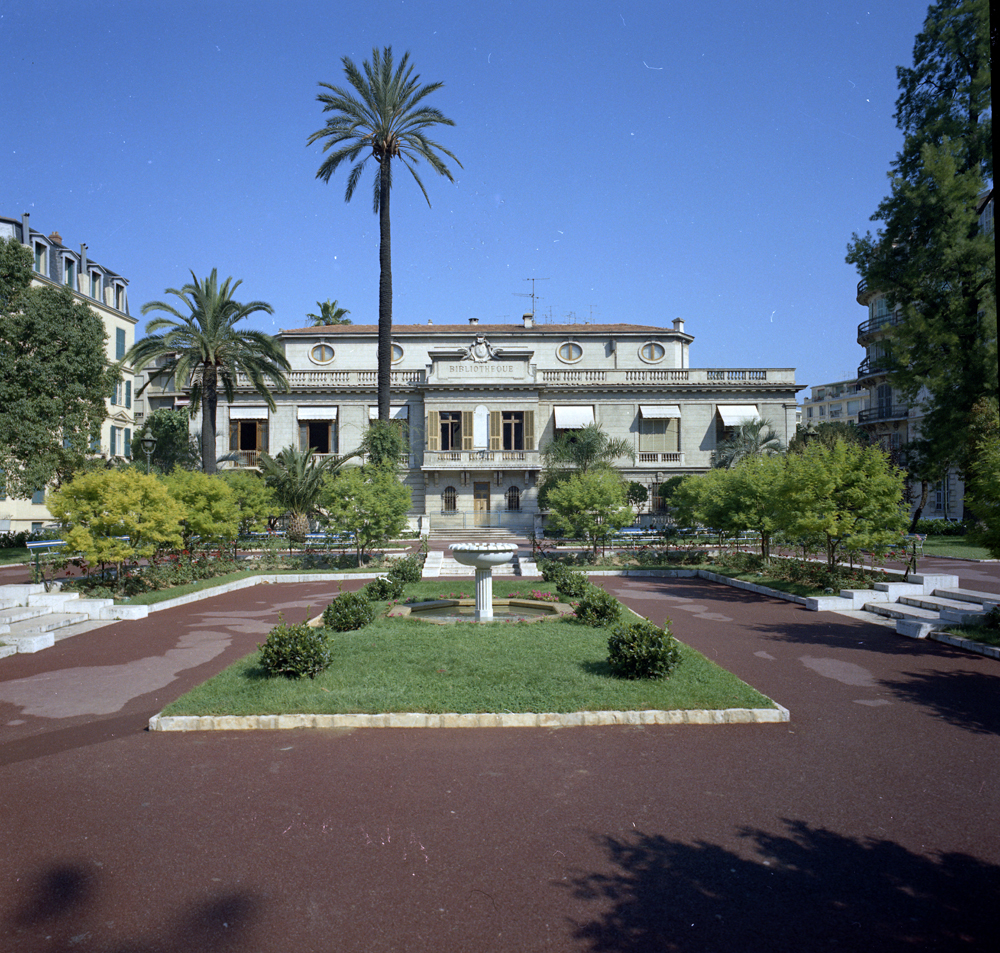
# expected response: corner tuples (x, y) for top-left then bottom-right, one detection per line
(322, 590), (376, 631)
(555, 568), (592, 600)
(387, 555), (423, 584)
(540, 560), (567, 583)
(366, 574), (405, 601)
(607, 618), (680, 680)
(258, 617), (332, 679)
(574, 586), (622, 628)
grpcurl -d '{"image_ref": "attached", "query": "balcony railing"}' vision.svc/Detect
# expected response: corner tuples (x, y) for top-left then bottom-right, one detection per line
(227, 449), (263, 468)
(857, 356), (894, 380)
(235, 369), (426, 388)
(857, 406), (909, 424)
(423, 449), (543, 469)
(637, 452), (685, 465)
(857, 312), (902, 341)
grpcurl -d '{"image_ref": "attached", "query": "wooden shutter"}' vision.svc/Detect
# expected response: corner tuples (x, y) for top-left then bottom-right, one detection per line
(427, 411), (440, 451)
(524, 411), (535, 450)
(462, 410), (473, 452)
(299, 423), (309, 451)
(229, 422), (238, 451)
(490, 411), (502, 451)
(257, 420), (269, 453)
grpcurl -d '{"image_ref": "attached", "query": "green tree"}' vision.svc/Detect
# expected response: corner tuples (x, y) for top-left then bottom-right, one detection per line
(625, 481), (648, 519)
(711, 417), (785, 469)
(259, 446), (345, 542)
(218, 470), (281, 536)
(320, 464), (411, 563)
(128, 270), (291, 475)
(779, 442), (907, 568)
(308, 46), (461, 420)
(539, 423), (635, 509)
(0, 235), (34, 314)
(788, 421), (872, 454)
(546, 469), (634, 556)
(964, 397), (1000, 556)
(306, 298), (352, 326)
(132, 408), (199, 473)
(359, 418), (406, 469)
(162, 469), (239, 548)
(0, 281), (115, 497)
(846, 0), (993, 480)
(47, 469), (184, 580)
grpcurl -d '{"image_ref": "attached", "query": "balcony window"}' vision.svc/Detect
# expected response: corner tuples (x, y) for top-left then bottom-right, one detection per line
(439, 411), (462, 451)
(638, 406), (680, 452)
(229, 414), (268, 466)
(300, 420), (337, 455)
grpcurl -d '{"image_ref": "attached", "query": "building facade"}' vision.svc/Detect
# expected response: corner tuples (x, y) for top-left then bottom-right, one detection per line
(0, 213), (136, 532)
(188, 315), (799, 534)
(800, 379), (868, 427)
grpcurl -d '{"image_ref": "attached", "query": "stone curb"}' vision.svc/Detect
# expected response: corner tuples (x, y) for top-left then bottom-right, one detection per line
(928, 631), (1000, 660)
(149, 704), (790, 732)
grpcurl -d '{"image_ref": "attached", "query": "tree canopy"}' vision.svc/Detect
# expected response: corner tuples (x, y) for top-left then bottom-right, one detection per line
(306, 298), (351, 326)
(1, 245), (116, 497)
(309, 46), (460, 420)
(711, 417), (785, 469)
(128, 269), (290, 474)
(846, 0), (993, 480)
(132, 408), (199, 473)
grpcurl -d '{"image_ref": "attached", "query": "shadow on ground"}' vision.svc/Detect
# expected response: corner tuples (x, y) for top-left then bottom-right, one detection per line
(565, 819), (999, 953)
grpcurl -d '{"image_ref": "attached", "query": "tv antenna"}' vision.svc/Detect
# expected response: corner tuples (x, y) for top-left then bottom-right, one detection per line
(513, 277), (549, 315)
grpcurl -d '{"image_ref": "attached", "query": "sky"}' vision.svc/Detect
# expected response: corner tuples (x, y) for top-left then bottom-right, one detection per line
(2, 0), (936, 395)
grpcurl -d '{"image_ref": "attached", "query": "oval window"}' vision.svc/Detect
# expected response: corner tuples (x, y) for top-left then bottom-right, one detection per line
(639, 341), (665, 363)
(557, 341), (583, 363)
(391, 343), (404, 363)
(310, 343), (335, 364)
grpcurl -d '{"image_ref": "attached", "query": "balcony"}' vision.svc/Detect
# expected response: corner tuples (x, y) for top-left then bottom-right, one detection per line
(422, 449), (542, 470)
(235, 369), (426, 389)
(857, 312), (902, 343)
(637, 452), (685, 465)
(857, 406), (908, 424)
(857, 355), (894, 382)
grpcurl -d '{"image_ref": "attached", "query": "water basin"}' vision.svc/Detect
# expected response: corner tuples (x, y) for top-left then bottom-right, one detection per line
(389, 598), (573, 624)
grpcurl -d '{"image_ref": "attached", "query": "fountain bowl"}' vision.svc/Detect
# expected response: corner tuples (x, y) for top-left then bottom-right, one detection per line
(449, 542), (519, 569)
(388, 598), (573, 624)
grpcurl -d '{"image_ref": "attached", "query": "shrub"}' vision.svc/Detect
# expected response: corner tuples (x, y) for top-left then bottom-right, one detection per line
(322, 590), (375, 631)
(539, 560), (567, 583)
(607, 618), (681, 680)
(366, 574), (405, 601)
(574, 585), (622, 628)
(387, 555), (423, 584)
(555, 568), (592, 600)
(258, 616), (332, 679)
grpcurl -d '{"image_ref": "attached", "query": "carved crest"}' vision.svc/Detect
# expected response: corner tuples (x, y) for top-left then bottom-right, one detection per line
(460, 335), (501, 363)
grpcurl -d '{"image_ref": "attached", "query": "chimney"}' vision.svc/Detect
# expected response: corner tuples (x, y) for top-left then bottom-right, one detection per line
(80, 243), (88, 278)
(48, 231), (63, 245)
(21, 212), (30, 242)
(469, 317), (479, 325)
(522, 313), (534, 329)
(672, 317), (685, 333)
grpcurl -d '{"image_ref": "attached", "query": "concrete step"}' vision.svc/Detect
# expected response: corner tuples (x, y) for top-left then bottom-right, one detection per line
(0, 605), (50, 625)
(933, 587), (1000, 607)
(864, 601), (942, 623)
(3, 611), (89, 638)
(899, 594), (986, 613)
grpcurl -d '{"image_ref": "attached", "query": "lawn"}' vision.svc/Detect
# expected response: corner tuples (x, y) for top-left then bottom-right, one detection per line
(919, 536), (994, 561)
(0, 548), (30, 566)
(160, 579), (777, 717)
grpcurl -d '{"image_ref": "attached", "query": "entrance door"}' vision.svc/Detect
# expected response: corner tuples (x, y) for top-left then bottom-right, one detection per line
(474, 482), (491, 527)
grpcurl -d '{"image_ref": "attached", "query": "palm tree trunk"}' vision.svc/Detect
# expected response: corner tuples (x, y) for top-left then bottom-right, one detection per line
(203, 365), (218, 474)
(377, 157), (392, 422)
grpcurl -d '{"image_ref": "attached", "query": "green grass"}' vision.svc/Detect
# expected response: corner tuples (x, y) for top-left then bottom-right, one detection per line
(161, 579), (776, 717)
(919, 536), (994, 560)
(0, 548), (30, 566)
(944, 622), (1000, 648)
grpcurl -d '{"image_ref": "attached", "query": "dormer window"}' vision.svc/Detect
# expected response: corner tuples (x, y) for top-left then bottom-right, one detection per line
(63, 256), (76, 289)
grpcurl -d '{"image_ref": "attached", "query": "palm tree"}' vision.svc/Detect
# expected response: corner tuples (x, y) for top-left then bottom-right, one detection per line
(712, 417), (785, 469)
(306, 298), (352, 326)
(308, 46), (461, 421)
(129, 270), (291, 474)
(539, 423), (636, 509)
(258, 446), (348, 542)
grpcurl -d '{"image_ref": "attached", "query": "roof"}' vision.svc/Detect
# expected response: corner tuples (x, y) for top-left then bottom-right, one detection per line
(281, 322), (689, 336)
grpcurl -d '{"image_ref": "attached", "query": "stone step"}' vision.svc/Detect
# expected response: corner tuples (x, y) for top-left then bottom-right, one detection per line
(0, 605), (50, 626)
(933, 587), (1000, 607)
(899, 594), (987, 613)
(864, 601), (942, 622)
(3, 611), (89, 638)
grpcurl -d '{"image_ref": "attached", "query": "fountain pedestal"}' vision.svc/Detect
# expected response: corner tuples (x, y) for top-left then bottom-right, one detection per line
(449, 543), (519, 621)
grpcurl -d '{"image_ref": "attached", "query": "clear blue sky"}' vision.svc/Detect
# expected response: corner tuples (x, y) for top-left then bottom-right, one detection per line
(2, 0), (934, 393)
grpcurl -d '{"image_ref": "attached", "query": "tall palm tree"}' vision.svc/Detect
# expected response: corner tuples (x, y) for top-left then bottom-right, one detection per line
(308, 46), (461, 420)
(306, 298), (352, 326)
(258, 446), (348, 542)
(128, 270), (291, 474)
(539, 423), (636, 509)
(711, 417), (785, 469)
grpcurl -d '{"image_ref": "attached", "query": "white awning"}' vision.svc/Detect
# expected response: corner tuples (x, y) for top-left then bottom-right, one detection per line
(173, 398), (190, 408)
(298, 405), (338, 420)
(368, 405), (409, 420)
(554, 405), (595, 429)
(639, 404), (682, 419)
(228, 405), (268, 419)
(716, 404), (760, 426)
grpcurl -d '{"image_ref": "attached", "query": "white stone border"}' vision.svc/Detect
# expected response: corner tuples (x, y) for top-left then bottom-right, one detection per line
(149, 705), (790, 732)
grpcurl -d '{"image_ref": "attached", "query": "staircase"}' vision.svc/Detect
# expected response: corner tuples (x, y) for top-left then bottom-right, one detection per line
(0, 584), (144, 656)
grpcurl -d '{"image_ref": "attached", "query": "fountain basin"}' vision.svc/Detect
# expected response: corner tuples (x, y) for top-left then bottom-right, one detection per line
(449, 542), (520, 568)
(388, 598), (573, 624)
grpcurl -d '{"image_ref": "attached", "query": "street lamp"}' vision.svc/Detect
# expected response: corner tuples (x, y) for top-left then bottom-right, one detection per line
(140, 435), (156, 475)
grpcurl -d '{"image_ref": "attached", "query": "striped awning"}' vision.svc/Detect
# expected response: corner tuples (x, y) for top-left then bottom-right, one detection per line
(716, 405), (760, 426)
(554, 405), (595, 429)
(639, 405), (682, 419)
(298, 406), (338, 420)
(228, 405), (268, 419)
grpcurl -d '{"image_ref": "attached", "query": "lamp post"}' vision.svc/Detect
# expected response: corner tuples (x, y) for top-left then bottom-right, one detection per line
(140, 435), (156, 475)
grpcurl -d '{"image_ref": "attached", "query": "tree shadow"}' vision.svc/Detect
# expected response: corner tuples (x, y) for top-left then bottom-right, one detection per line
(565, 820), (999, 953)
(878, 667), (1000, 735)
(6, 860), (261, 952)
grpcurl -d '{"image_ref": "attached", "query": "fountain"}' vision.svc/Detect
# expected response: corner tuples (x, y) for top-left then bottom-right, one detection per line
(448, 542), (520, 621)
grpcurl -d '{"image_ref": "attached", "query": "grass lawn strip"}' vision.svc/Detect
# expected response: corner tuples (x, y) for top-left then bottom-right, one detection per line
(157, 579), (783, 727)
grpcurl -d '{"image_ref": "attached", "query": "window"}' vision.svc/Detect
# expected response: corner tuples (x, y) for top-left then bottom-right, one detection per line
(557, 341), (582, 363)
(110, 427), (118, 457)
(807, 406), (813, 418)
(310, 344), (335, 364)
(299, 419), (337, 455)
(229, 419), (269, 465)
(650, 483), (668, 513)
(90, 271), (101, 298)
(32, 488), (45, 504)
(819, 406), (825, 416)
(440, 411), (461, 451)
(498, 411), (527, 451)
(391, 343), (404, 363)
(34, 242), (47, 273)
(64, 256), (76, 288)
(31, 522), (42, 533)
(934, 480), (950, 512)
(115, 327), (127, 360)
(443, 486), (457, 512)
(125, 380), (131, 410)
(639, 416), (679, 452)
(876, 384), (893, 416)
(124, 428), (131, 458)
(847, 400), (860, 416)
(505, 486), (521, 511)
(639, 341), (665, 363)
